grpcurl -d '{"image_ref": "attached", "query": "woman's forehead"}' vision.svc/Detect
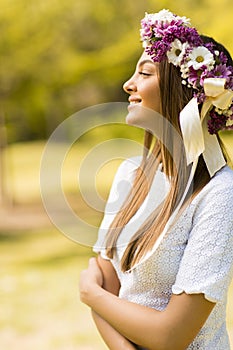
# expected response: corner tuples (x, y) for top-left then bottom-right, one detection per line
(137, 51), (158, 69)
(139, 50), (154, 62)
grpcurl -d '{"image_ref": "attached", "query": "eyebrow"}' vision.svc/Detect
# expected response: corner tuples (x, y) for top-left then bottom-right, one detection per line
(138, 59), (156, 68)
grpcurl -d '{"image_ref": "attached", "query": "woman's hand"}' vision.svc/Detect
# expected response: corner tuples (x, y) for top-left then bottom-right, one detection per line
(80, 257), (137, 349)
(79, 257), (104, 306)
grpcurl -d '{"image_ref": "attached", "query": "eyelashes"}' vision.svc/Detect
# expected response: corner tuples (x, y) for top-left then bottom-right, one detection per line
(138, 71), (152, 76)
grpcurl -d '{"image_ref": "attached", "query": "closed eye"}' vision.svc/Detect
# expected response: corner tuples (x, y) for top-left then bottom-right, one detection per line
(139, 71), (152, 76)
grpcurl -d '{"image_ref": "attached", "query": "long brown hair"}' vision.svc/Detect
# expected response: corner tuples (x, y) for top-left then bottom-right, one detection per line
(104, 35), (231, 272)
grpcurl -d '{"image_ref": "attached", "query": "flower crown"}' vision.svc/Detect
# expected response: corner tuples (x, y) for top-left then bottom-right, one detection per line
(140, 9), (233, 134)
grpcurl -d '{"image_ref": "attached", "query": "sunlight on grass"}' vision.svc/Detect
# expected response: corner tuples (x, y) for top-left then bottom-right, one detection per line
(0, 228), (108, 350)
(2, 134), (232, 205)
(3, 141), (45, 203)
(3, 137), (142, 204)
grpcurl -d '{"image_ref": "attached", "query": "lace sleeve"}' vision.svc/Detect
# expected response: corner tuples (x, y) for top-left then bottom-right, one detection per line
(172, 182), (233, 303)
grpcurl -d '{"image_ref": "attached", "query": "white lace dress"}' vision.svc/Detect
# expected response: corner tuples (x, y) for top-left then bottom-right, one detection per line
(94, 157), (233, 350)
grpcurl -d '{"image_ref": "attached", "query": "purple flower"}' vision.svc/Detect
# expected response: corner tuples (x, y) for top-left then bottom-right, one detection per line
(227, 76), (233, 90)
(195, 92), (206, 104)
(203, 42), (215, 54)
(162, 25), (202, 46)
(188, 67), (202, 88)
(146, 40), (171, 62)
(183, 26), (202, 45)
(213, 64), (232, 79)
(207, 108), (228, 134)
(224, 66), (233, 89)
(140, 9), (233, 135)
(219, 52), (228, 64)
(188, 66), (210, 88)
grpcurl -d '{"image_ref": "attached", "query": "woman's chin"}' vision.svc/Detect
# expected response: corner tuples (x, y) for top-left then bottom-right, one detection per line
(126, 104), (143, 127)
(125, 112), (135, 126)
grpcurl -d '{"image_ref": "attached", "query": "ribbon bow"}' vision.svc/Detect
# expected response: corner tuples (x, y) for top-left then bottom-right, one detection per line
(180, 78), (233, 177)
(201, 78), (233, 118)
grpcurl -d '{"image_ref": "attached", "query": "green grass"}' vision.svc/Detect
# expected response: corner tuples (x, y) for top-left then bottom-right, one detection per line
(2, 133), (143, 204)
(0, 228), (109, 350)
(2, 134), (232, 204)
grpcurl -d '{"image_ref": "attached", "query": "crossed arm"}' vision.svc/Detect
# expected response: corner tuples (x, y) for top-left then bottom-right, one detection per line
(79, 255), (215, 350)
(91, 255), (136, 349)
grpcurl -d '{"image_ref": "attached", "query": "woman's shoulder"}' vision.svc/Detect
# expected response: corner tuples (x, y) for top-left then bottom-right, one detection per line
(112, 156), (142, 183)
(193, 165), (233, 208)
(114, 156), (166, 186)
(106, 156), (143, 195)
(188, 166), (233, 241)
(117, 156), (142, 173)
(209, 165), (233, 191)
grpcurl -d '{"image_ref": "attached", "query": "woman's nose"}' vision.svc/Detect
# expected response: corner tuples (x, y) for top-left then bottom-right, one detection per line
(123, 76), (137, 94)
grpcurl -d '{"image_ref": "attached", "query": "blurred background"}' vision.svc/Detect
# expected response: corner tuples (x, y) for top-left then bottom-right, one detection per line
(0, 0), (233, 349)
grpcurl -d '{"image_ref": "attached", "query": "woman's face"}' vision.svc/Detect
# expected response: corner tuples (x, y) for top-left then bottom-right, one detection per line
(123, 51), (161, 128)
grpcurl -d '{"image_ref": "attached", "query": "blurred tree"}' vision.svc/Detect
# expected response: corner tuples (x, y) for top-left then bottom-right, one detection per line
(0, 0), (233, 142)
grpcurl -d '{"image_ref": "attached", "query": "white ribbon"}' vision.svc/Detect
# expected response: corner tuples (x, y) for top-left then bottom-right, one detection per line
(179, 97), (205, 165)
(179, 77), (233, 177)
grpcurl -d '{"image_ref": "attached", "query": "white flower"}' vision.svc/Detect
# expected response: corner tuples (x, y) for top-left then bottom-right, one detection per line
(142, 39), (150, 48)
(167, 39), (188, 66)
(180, 63), (190, 79)
(144, 10), (175, 25)
(226, 117), (233, 127)
(188, 46), (215, 70)
(177, 15), (191, 26)
(154, 9), (175, 23)
(143, 9), (190, 26)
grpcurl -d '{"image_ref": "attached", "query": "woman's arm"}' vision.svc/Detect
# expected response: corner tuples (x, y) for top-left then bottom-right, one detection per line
(91, 255), (137, 350)
(92, 311), (137, 350)
(97, 255), (120, 294)
(80, 257), (215, 350)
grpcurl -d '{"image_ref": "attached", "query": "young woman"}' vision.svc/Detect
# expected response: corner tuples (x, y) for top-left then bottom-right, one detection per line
(79, 9), (233, 350)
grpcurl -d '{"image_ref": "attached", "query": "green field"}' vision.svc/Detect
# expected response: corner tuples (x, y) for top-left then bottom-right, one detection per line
(0, 139), (233, 349)
(0, 229), (109, 350)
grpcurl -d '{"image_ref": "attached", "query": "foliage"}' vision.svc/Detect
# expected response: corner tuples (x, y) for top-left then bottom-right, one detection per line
(1, 0), (233, 142)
